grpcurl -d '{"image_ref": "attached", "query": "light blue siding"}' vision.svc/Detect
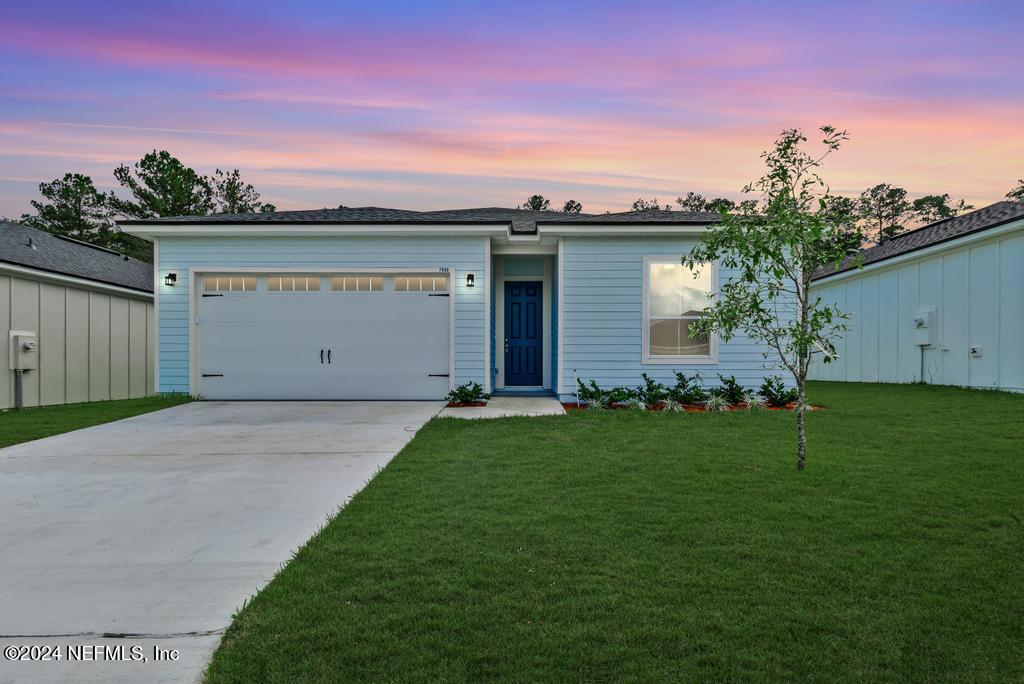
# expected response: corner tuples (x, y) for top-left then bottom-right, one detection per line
(156, 235), (488, 394)
(558, 237), (789, 401)
(504, 257), (544, 276)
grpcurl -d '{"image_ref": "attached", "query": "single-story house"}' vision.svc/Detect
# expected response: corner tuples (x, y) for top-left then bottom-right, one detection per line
(1, 221), (155, 409)
(123, 207), (790, 402)
(811, 201), (1024, 392)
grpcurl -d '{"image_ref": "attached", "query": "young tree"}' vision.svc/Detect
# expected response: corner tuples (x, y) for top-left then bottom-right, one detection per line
(562, 199), (583, 214)
(912, 194), (973, 224)
(1007, 180), (1024, 202)
(109, 150), (215, 218)
(684, 126), (860, 470)
(858, 183), (912, 242)
(521, 195), (551, 211)
(632, 197), (669, 211)
(676, 192), (708, 212)
(211, 169), (276, 214)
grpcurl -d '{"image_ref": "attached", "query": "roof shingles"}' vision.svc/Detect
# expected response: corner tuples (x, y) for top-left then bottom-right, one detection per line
(119, 206), (724, 234)
(0, 222), (152, 293)
(815, 201), (1024, 280)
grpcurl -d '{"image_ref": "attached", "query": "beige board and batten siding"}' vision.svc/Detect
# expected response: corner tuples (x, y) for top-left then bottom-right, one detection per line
(1, 272), (155, 409)
(809, 224), (1024, 392)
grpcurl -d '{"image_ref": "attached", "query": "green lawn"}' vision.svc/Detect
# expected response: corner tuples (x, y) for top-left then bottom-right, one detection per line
(0, 395), (191, 448)
(206, 382), (1023, 683)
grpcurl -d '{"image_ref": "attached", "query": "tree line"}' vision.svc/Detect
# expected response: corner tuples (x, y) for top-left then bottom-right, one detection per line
(8, 151), (275, 262)
(523, 178), (1024, 249)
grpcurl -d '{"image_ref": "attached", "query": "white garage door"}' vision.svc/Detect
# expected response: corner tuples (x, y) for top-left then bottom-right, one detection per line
(197, 272), (451, 400)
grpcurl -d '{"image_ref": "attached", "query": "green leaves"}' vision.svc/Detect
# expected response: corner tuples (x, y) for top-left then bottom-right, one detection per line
(20, 152), (276, 262)
(683, 125), (858, 467)
(521, 195), (551, 211)
(109, 150), (215, 219)
(1008, 180), (1024, 202)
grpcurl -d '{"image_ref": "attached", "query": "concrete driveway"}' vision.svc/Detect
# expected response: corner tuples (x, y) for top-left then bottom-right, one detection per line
(0, 401), (442, 684)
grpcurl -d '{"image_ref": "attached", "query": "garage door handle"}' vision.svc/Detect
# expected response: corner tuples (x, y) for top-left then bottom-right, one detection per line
(320, 349), (324, 364)
(327, 349), (331, 364)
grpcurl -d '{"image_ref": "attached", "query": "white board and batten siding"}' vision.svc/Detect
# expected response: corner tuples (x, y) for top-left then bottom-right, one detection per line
(156, 236), (489, 395)
(557, 237), (790, 401)
(810, 227), (1024, 392)
(0, 273), (155, 410)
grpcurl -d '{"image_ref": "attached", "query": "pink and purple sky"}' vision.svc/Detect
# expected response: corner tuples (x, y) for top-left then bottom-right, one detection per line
(1, 0), (1022, 218)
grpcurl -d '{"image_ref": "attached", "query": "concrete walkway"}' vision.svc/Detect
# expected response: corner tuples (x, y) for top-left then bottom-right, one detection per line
(0, 400), (442, 684)
(438, 396), (565, 419)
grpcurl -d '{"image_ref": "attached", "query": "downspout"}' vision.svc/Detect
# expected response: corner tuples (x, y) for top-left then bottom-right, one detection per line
(13, 369), (24, 409)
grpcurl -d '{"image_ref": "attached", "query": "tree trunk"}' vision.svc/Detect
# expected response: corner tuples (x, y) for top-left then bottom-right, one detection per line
(795, 379), (807, 471)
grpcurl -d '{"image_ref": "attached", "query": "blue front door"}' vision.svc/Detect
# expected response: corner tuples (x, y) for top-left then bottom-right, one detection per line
(505, 281), (542, 386)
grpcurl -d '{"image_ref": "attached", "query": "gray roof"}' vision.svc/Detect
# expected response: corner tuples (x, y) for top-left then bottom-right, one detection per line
(120, 206), (722, 234)
(540, 209), (723, 224)
(815, 201), (1024, 281)
(0, 222), (153, 293)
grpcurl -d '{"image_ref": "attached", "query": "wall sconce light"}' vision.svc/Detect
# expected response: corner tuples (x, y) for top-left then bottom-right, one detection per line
(465, 273), (475, 288)
(164, 272), (178, 287)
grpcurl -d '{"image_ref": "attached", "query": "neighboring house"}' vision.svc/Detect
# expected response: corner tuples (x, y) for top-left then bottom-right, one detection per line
(811, 201), (1024, 392)
(123, 207), (790, 402)
(1, 222), (155, 409)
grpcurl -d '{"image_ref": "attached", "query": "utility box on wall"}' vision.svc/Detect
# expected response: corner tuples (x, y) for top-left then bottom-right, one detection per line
(912, 310), (935, 347)
(9, 331), (39, 370)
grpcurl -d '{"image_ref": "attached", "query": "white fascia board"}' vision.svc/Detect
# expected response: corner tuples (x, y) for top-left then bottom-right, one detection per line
(0, 262), (153, 300)
(537, 224), (710, 237)
(123, 223), (512, 240)
(812, 218), (1024, 286)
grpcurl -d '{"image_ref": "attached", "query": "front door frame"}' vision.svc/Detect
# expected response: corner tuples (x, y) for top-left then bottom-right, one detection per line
(494, 256), (552, 389)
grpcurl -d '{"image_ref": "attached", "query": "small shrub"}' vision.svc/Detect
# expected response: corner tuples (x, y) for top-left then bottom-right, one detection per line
(703, 394), (730, 412)
(625, 397), (648, 411)
(711, 374), (746, 405)
(741, 390), (764, 410)
(668, 372), (708, 405)
(605, 386), (633, 406)
(759, 376), (799, 408)
(576, 378), (605, 405)
(634, 373), (668, 406)
(661, 399), (685, 413)
(446, 382), (488, 404)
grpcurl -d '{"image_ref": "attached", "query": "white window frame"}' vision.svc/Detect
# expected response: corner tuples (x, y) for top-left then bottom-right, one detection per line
(641, 255), (718, 365)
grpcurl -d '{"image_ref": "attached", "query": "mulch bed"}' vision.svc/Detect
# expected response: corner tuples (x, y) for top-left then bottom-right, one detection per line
(562, 402), (826, 412)
(446, 401), (489, 408)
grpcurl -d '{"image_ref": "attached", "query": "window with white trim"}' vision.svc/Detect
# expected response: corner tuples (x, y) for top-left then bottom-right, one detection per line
(394, 274), (449, 292)
(204, 275), (256, 292)
(330, 275), (383, 292)
(267, 275), (321, 292)
(643, 258), (714, 362)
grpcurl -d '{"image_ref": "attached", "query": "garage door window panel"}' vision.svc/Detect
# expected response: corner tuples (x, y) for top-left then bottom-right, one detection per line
(331, 276), (384, 292)
(395, 274), (449, 292)
(204, 275), (256, 292)
(268, 275), (321, 292)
